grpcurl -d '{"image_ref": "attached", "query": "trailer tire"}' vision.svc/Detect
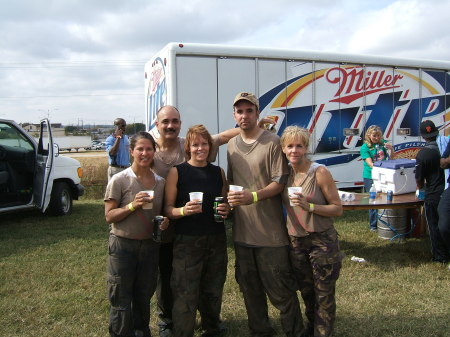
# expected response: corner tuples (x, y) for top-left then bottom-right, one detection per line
(48, 182), (73, 216)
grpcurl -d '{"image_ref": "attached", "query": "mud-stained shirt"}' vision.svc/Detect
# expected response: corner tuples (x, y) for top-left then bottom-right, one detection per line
(282, 163), (335, 236)
(104, 167), (165, 240)
(227, 130), (289, 247)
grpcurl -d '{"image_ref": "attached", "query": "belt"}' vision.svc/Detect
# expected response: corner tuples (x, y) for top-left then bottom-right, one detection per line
(110, 164), (129, 169)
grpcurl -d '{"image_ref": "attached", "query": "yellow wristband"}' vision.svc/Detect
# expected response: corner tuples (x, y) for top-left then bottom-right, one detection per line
(128, 202), (135, 212)
(309, 203), (314, 213)
(252, 191), (258, 203)
(180, 207), (185, 216)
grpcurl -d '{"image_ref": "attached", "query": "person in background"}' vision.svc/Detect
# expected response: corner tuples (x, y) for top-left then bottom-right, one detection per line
(415, 120), (449, 267)
(438, 139), (450, 270)
(359, 125), (394, 231)
(164, 125), (230, 337)
(281, 126), (343, 337)
(104, 131), (169, 337)
(106, 118), (130, 181)
(227, 92), (305, 337)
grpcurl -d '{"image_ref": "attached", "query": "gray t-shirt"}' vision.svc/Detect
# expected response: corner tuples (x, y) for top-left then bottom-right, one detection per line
(153, 135), (220, 179)
(104, 167), (165, 240)
(227, 130), (289, 247)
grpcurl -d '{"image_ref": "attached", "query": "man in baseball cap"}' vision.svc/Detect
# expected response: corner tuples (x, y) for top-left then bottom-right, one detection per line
(233, 92), (260, 111)
(420, 119), (439, 138)
(416, 120), (449, 264)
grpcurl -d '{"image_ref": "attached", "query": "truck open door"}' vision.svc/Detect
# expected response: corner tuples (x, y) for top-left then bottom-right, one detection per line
(33, 119), (55, 212)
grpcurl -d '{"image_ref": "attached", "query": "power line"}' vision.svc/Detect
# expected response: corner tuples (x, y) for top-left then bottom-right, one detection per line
(0, 92), (142, 99)
(0, 59), (147, 69)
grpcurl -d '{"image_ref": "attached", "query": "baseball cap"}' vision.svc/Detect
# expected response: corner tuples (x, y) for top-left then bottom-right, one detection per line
(419, 120), (439, 138)
(233, 92), (259, 110)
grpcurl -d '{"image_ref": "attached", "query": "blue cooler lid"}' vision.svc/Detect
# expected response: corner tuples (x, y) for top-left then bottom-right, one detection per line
(373, 158), (416, 169)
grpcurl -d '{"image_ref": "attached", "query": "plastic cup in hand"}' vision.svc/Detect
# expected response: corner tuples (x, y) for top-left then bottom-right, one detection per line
(288, 187), (302, 206)
(189, 192), (203, 204)
(229, 185), (243, 207)
(141, 190), (154, 209)
(229, 185), (244, 192)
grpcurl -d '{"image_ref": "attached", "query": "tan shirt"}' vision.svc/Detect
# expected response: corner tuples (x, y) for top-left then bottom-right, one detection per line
(104, 167), (165, 240)
(282, 162), (334, 236)
(227, 130), (289, 247)
(153, 135), (220, 179)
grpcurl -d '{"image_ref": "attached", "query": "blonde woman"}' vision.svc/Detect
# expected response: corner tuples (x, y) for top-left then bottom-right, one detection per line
(281, 126), (343, 337)
(360, 125), (394, 231)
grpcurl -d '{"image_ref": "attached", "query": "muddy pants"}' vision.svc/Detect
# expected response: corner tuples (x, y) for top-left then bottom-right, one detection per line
(171, 234), (228, 337)
(234, 244), (304, 337)
(289, 228), (342, 337)
(107, 234), (159, 337)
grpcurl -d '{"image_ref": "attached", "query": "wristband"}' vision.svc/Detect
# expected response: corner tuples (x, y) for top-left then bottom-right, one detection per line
(309, 203), (314, 213)
(128, 202), (135, 212)
(180, 207), (185, 216)
(252, 191), (258, 203)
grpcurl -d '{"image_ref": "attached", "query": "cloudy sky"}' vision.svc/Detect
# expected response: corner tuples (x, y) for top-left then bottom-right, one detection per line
(1, 0), (449, 126)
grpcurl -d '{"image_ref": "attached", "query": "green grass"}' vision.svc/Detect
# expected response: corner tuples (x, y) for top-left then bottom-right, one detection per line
(1, 201), (449, 337)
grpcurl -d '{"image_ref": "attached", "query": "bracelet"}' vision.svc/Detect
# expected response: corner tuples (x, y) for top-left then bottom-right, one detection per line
(309, 203), (314, 213)
(252, 191), (258, 203)
(128, 202), (135, 212)
(180, 207), (185, 216)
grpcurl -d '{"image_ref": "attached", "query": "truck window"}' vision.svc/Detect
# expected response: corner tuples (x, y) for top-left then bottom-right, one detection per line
(0, 122), (34, 150)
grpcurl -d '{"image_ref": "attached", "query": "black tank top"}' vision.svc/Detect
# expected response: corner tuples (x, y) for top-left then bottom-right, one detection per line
(175, 162), (224, 235)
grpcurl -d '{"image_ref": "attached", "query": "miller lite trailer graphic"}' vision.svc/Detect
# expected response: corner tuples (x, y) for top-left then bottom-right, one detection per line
(145, 43), (450, 189)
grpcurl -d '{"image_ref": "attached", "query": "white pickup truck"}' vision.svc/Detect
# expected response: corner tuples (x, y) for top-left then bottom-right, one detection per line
(0, 119), (84, 216)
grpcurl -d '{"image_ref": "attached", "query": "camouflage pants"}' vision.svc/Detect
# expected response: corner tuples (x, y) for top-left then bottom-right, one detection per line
(234, 244), (304, 337)
(107, 234), (160, 337)
(171, 233), (228, 337)
(289, 227), (343, 337)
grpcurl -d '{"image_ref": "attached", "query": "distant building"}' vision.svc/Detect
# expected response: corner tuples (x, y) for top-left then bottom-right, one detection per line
(20, 123), (65, 137)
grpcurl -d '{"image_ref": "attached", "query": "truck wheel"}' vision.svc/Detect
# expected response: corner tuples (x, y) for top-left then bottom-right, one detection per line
(48, 182), (73, 216)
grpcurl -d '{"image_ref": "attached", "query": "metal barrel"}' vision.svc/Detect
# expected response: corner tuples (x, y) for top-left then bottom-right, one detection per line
(377, 209), (407, 239)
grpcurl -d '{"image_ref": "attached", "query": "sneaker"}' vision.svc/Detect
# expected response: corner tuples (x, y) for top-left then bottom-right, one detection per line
(370, 227), (377, 232)
(159, 327), (173, 337)
(201, 321), (227, 337)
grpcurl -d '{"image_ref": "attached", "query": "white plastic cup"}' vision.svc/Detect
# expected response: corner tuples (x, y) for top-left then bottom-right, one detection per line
(189, 192), (204, 204)
(287, 186), (302, 206)
(229, 185), (244, 192)
(141, 190), (154, 209)
(228, 185), (243, 207)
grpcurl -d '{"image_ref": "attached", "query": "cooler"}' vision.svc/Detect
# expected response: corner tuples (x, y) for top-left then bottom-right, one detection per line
(372, 159), (416, 195)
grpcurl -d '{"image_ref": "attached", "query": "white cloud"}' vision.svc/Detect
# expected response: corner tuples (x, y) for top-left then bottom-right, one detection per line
(0, 0), (449, 125)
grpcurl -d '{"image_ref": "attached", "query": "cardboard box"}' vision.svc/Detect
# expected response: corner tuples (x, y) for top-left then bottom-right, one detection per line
(372, 159), (416, 195)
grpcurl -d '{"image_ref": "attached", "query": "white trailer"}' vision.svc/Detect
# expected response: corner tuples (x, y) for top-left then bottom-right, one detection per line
(144, 42), (450, 189)
(53, 136), (92, 152)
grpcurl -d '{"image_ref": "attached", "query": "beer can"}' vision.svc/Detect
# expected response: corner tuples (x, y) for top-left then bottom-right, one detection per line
(153, 215), (164, 242)
(387, 190), (393, 201)
(417, 189), (425, 201)
(214, 197), (224, 223)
